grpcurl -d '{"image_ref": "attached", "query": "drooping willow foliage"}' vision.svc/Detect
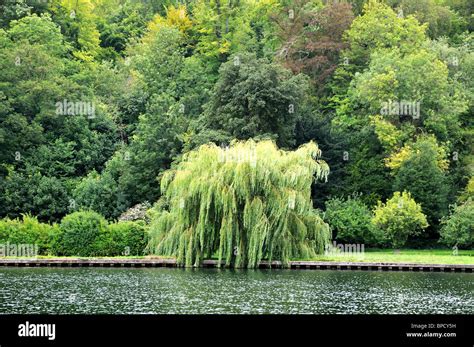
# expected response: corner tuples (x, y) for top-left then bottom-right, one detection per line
(147, 140), (331, 268)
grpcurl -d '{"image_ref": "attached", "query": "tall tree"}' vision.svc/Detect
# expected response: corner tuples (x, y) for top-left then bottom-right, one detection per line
(148, 139), (330, 268)
(192, 53), (310, 149)
(274, 1), (354, 92)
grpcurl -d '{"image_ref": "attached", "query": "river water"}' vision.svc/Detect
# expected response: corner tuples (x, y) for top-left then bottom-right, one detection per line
(0, 268), (472, 314)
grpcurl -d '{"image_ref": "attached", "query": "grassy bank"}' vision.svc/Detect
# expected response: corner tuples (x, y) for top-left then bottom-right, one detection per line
(306, 249), (474, 265)
(1, 249), (473, 265)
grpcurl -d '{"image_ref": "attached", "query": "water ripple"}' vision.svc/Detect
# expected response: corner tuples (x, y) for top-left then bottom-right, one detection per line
(0, 268), (472, 314)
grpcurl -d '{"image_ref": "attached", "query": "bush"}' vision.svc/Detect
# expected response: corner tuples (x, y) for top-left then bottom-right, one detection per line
(372, 191), (429, 248)
(0, 215), (59, 255)
(101, 221), (148, 256)
(440, 200), (473, 248)
(0, 211), (149, 257)
(324, 195), (379, 245)
(59, 211), (108, 256)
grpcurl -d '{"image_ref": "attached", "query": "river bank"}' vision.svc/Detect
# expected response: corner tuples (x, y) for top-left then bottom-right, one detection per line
(1, 258), (472, 272)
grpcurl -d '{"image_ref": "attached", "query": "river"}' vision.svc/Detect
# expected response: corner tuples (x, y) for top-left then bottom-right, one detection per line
(0, 268), (472, 314)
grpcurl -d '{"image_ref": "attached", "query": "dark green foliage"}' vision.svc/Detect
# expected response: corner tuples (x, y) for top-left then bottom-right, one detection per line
(119, 96), (186, 205)
(393, 139), (449, 229)
(0, 13), (119, 222)
(0, 1), (32, 28)
(0, 0), (471, 253)
(342, 127), (392, 207)
(196, 53), (310, 148)
(324, 195), (379, 245)
(101, 221), (148, 256)
(72, 149), (128, 220)
(0, 171), (73, 222)
(59, 211), (108, 257)
(389, 0), (467, 40)
(96, 1), (150, 59)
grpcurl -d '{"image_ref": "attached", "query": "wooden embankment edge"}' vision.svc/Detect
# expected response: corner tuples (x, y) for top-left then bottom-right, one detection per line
(0, 258), (472, 272)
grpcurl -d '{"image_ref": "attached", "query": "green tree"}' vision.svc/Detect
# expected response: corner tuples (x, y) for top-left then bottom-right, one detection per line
(0, 14), (119, 221)
(439, 199), (473, 248)
(148, 139), (330, 268)
(458, 177), (474, 203)
(194, 53), (310, 148)
(324, 194), (379, 245)
(393, 137), (450, 228)
(73, 170), (122, 220)
(0, 169), (72, 222)
(350, 48), (466, 142)
(390, 0), (467, 40)
(329, 0), (428, 106)
(344, 1), (427, 68)
(372, 191), (429, 248)
(442, 0), (474, 32)
(120, 95), (186, 205)
(94, 0), (150, 59)
(8, 13), (68, 56)
(0, 1), (32, 28)
(127, 25), (184, 97)
(191, 0), (261, 70)
(48, 0), (101, 61)
(74, 16), (215, 213)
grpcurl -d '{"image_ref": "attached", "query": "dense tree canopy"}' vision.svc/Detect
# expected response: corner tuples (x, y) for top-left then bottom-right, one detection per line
(193, 53), (310, 148)
(0, 0), (472, 255)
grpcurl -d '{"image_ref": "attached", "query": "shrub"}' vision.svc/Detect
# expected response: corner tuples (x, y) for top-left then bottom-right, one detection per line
(59, 211), (108, 256)
(372, 191), (429, 248)
(103, 221), (148, 256)
(0, 215), (59, 255)
(440, 200), (473, 248)
(48, 225), (65, 256)
(324, 195), (380, 245)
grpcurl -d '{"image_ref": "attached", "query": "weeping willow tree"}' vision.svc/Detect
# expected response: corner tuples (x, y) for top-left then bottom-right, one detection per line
(147, 140), (330, 268)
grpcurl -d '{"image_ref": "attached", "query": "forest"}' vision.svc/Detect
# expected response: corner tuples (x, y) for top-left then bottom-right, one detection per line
(0, 0), (472, 267)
